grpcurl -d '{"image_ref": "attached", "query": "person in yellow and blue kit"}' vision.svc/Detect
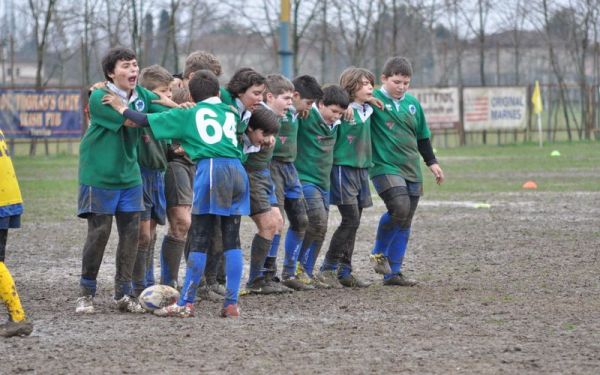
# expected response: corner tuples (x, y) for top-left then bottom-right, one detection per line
(0, 129), (33, 338)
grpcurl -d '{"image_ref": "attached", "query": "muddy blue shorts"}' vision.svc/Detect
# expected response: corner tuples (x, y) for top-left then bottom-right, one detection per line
(140, 167), (166, 225)
(330, 165), (373, 208)
(270, 159), (303, 206)
(247, 168), (278, 216)
(192, 158), (250, 216)
(77, 184), (144, 218)
(371, 174), (423, 197)
(302, 183), (330, 213)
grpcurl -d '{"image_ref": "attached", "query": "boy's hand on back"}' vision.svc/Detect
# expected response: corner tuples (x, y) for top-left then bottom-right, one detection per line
(367, 97), (384, 110)
(102, 92), (126, 114)
(298, 109), (310, 119)
(178, 101), (195, 109)
(429, 163), (445, 185)
(343, 106), (354, 121)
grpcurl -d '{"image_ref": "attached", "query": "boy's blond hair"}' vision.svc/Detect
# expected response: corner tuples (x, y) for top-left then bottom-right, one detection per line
(183, 51), (222, 79)
(264, 74), (294, 98)
(138, 64), (173, 91)
(172, 86), (191, 104)
(339, 67), (375, 101)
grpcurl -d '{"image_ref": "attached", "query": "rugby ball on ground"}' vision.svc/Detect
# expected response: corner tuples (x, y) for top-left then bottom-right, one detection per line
(139, 285), (180, 312)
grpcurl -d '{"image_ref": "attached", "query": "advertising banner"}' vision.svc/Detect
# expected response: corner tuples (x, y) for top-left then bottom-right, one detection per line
(410, 87), (460, 130)
(463, 87), (527, 131)
(0, 88), (83, 138)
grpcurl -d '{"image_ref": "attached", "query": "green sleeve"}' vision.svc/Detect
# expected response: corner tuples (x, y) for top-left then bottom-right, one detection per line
(147, 108), (188, 141)
(415, 101), (431, 140)
(88, 89), (124, 132)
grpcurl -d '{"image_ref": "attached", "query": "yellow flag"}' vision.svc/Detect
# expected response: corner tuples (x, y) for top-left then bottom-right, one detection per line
(531, 80), (543, 114)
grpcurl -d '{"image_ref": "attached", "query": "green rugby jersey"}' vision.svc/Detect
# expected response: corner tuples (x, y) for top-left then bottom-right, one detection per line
(333, 103), (373, 169)
(272, 108), (298, 162)
(147, 97), (242, 162)
(137, 127), (169, 171)
(244, 147), (273, 170)
(294, 105), (339, 191)
(79, 85), (167, 189)
(369, 88), (431, 182)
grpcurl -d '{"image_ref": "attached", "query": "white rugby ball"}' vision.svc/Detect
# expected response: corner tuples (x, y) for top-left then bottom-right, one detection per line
(139, 285), (180, 312)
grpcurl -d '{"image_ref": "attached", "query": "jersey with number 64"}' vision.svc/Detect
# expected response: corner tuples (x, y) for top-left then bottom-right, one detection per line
(147, 97), (242, 162)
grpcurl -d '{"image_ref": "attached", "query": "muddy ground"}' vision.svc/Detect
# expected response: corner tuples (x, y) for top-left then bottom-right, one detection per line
(1, 190), (599, 374)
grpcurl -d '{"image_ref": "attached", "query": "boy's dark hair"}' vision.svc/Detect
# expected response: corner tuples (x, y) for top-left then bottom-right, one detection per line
(138, 64), (173, 91)
(226, 68), (266, 97)
(318, 85), (350, 109)
(184, 51), (222, 78)
(265, 74), (294, 98)
(339, 67), (375, 100)
(382, 56), (413, 78)
(292, 75), (323, 100)
(188, 70), (220, 102)
(172, 86), (191, 104)
(247, 107), (280, 136)
(101, 47), (137, 82)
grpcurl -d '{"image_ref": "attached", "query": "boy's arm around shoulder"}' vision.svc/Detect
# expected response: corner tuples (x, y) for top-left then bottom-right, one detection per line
(88, 89), (125, 132)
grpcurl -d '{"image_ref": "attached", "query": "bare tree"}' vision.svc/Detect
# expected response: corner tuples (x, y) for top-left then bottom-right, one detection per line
(27, 0), (58, 87)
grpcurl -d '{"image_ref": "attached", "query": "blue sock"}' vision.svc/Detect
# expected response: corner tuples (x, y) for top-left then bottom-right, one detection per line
(320, 258), (338, 272)
(145, 255), (155, 287)
(283, 230), (304, 276)
(224, 249), (243, 307)
(372, 213), (395, 256)
(384, 228), (410, 281)
(178, 251), (206, 305)
(268, 234), (280, 258)
(159, 237), (171, 286)
(303, 242), (319, 277)
(338, 263), (352, 278)
(80, 277), (97, 297)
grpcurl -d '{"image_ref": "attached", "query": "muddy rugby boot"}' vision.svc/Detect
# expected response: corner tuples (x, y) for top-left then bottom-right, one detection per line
(75, 295), (95, 314)
(245, 277), (281, 295)
(383, 273), (417, 287)
(197, 285), (224, 302)
(220, 304), (240, 318)
(369, 253), (392, 275)
(281, 275), (315, 291)
(338, 274), (371, 288)
(265, 277), (293, 293)
(154, 302), (195, 318)
(315, 270), (344, 289)
(0, 320), (33, 338)
(208, 282), (227, 296)
(114, 295), (146, 313)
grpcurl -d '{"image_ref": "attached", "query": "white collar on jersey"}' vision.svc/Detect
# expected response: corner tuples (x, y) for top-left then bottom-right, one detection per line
(202, 96), (222, 104)
(380, 87), (405, 110)
(235, 98), (252, 124)
(242, 133), (261, 154)
(312, 102), (341, 128)
(106, 82), (139, 106)
(350, 102), (373, 122)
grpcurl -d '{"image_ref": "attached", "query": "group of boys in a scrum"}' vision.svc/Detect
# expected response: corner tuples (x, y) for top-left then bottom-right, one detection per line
(74, 47), (445, 319)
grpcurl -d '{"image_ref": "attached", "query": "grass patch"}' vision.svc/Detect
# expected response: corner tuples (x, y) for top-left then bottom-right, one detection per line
(12, 156), (78, 221)
(424, 142), (600, 198)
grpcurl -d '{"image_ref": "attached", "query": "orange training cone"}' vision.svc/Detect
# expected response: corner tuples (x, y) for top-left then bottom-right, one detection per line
(522, 181), (538, 189)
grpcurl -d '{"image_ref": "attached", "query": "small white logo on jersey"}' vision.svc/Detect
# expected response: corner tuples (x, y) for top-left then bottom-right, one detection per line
(385, 104), (393, 111)
(135, 99), (145, 112)
(408, 104), (416, 115)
